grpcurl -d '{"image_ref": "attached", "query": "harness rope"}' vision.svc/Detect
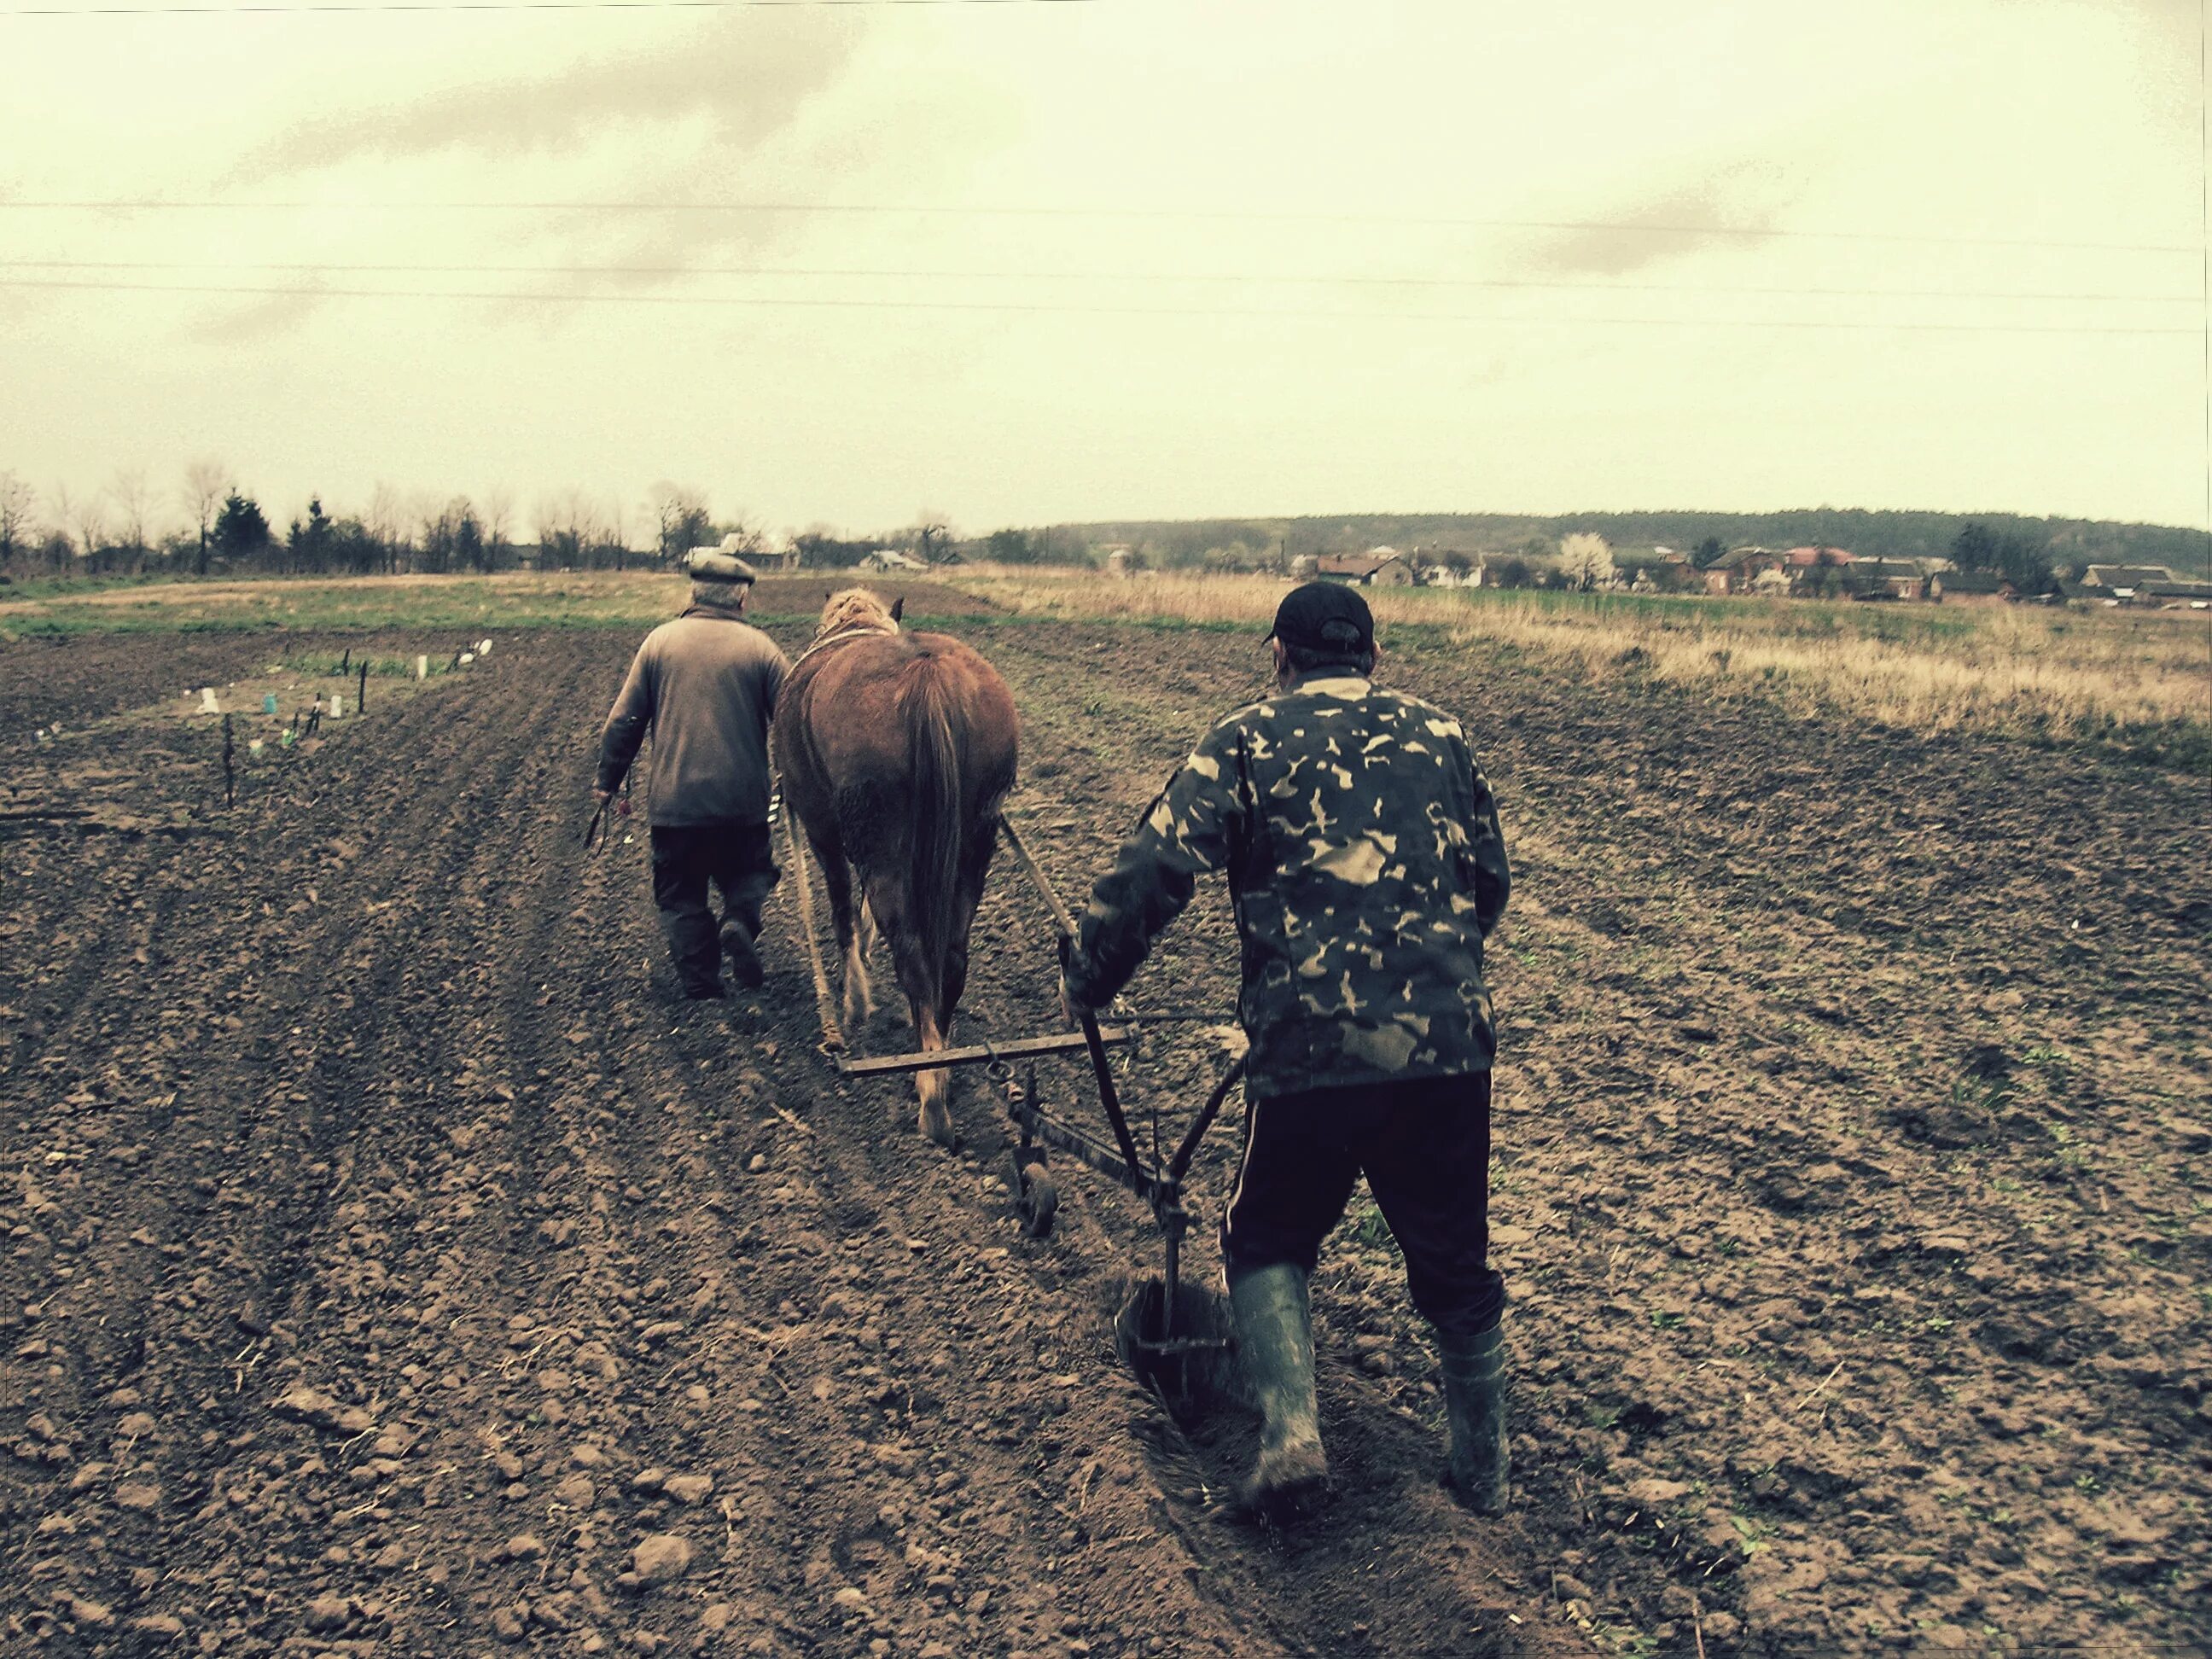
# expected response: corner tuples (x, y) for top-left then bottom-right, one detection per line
(787, 623), (893, 673)
(778, 799), (847, 1056)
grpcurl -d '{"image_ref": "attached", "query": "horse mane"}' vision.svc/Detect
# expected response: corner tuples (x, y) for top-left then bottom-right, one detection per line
(815, 586), (899, 641)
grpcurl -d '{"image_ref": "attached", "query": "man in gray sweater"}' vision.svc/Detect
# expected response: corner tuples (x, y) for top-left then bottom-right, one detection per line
(595, 550), (791, 999)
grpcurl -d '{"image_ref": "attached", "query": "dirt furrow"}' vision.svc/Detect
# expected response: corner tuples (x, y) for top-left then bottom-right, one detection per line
(4, 617), (2203, 1658)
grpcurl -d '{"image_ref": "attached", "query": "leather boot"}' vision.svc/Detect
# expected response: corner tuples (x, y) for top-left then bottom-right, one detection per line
(1227, 1263), (1327, 1517)
(1437, 1322), (1509, 1513)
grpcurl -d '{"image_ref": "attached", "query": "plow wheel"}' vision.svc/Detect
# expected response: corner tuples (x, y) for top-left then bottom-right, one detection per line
(1009, 1150), (1058, 1239)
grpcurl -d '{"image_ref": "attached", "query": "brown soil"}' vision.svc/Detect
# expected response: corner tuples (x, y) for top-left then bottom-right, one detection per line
(747, 579), (994, 620)
(1, 619), (2205, 1657)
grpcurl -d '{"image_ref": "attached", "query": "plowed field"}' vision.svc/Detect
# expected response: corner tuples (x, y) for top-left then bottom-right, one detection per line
(3, 612), (2206, 1658)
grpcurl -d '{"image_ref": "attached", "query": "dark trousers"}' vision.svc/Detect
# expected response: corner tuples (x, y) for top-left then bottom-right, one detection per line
(1221, 1070), (1504, 1338)
(649, 823), (778, 993)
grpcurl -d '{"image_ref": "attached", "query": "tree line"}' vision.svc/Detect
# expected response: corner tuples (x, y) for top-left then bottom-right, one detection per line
(0, 465), (975, 583)
(1045, 508), (2206, 579)
(1, 460), (2177, 591)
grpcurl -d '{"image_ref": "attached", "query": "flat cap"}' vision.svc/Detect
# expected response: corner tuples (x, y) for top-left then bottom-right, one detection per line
(687, 549), (758, 585)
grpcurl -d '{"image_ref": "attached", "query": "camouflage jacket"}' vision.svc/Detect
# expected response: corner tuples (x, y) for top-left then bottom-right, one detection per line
(1064, 672), (1511, 1099)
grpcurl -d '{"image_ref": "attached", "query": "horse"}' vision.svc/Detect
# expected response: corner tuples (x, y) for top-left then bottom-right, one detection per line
(771, 587), (1020, 1144)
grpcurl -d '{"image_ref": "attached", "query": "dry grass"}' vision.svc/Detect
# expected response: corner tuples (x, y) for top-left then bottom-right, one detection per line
(949, 566), (2211, 763)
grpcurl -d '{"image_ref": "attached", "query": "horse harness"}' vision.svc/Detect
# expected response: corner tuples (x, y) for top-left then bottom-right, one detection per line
(788, 624), (894, 676)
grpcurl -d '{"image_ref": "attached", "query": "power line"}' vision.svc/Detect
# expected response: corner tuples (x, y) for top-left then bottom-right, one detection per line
(2, 276), (2194, 335)
(0, 199), (2192, 256)
(0, 256), (2192, 306)
(9, 0), (1090, 12)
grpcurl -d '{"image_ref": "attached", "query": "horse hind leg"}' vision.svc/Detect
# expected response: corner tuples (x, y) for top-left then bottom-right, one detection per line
(884, 917), (954, 1145)
(816, 845), (873, 1029)
(841, 933), (875, 1031)
(912, 1002), (953, 1147)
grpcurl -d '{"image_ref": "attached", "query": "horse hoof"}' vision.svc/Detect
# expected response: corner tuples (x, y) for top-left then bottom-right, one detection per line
(920, 1100), (956, 1146)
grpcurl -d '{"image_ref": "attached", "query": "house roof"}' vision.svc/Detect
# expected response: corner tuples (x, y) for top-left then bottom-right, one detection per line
(2084, 564), (2178, 588)
(1317, 551), (1407, 577)
(1831, 562), (1926, 595)
(2142, 579), (2212, 598)
(1937, 571), (2007, 593)
(1709, 546), (1775, 570)
(1784, 545), (1854, 566)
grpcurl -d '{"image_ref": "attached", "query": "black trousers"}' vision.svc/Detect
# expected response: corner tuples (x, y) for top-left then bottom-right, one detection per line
(1221, 1070), (1504, 1338)
(649, 823), (778, 993)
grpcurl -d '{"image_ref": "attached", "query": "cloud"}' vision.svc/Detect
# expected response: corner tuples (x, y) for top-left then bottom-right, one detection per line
(192, 281), (331, 346)
(232, 20), (863, 181)
(1521, 158), (1804, 276)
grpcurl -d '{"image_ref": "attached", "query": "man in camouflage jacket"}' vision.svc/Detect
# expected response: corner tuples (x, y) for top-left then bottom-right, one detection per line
(1062, 580), (1512, 1517)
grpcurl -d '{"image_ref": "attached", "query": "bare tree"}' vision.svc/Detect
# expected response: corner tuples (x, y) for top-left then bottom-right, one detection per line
(48, 483), (77, 558)
(718, 511), (771, 558)
(69, 488), (109, 568)
(650, 480), (713, 566)
(534, 491), (602, 570)
(483, 487), (515, 568)
(365, 481), (405, 573)
(0, 469), (37, 564)
(911, 509), (955, 562)
(182, 458), (230, 577)
(109, 469), (152, 556)
(603, 494), (631, 571)
(1558, 531), (1615, 591)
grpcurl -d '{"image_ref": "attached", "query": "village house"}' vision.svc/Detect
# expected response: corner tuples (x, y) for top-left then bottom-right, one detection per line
(2058, 579), (2118, 607)
(1928, 570), (2014, 607)
(1701, 546), (1781, 595)
(2139, 578), (2212, 609)
(1784, 545), (1856, 569)
(2082, 564), (2180, 599)
(691, 532), (801, 573)
(1837, 560), (1929, 602)
(859, 548), (930, 573)
(1317, 548), (1417, 587)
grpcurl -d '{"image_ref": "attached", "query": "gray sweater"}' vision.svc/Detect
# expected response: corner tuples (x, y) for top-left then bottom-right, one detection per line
(595, 608), (790, 826)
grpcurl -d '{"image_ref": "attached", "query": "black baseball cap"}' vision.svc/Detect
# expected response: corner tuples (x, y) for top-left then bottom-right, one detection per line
(1266, 581), (1376, 657)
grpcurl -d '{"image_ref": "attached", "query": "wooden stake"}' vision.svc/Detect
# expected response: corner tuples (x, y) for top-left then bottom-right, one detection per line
(221, 714), (235, 808)
(357, 661), (368, 714)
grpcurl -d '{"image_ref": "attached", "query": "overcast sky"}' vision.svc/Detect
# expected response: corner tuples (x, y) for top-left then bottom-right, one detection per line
(3, 0), (2203, 542)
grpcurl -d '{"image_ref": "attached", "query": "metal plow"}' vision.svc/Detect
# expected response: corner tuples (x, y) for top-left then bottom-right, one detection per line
(779, 798), (1248, 1416)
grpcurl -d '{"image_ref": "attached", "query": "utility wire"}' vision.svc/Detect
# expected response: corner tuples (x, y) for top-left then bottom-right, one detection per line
(1, 276), (2193, 335)
(0, 256), (2192, 305)
(8, 0), (1091, 13)
(0, 199), (2191, 256)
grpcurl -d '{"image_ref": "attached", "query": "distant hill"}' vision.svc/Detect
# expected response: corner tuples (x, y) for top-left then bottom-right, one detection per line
(1032, 508), (2209, 576)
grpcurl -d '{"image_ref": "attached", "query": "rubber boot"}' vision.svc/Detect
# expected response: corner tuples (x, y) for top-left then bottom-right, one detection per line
(1437, 1322), (1509, 1514)
(1227, 1263), (1327, 1517)
(720, 919), (764, 990)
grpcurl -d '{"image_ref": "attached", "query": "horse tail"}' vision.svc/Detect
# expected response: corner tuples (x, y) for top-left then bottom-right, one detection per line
(899, 651), (964, 1010)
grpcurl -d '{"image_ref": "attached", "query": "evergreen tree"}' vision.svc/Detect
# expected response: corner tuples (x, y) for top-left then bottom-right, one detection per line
(213, 491), (272, 562)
